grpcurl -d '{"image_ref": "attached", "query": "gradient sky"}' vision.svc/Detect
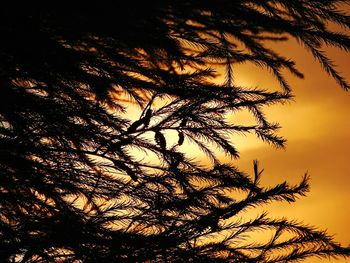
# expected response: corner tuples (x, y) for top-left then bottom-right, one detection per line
(223, 38), (350, 262)
(123, 21), (350, 262)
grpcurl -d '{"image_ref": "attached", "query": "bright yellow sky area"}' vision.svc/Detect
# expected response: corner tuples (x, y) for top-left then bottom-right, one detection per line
(225, 39), (350, 262)
(118, 31), (350, 262)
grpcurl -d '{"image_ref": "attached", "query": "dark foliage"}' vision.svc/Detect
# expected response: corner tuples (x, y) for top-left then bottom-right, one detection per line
(1, 2), (350, 262)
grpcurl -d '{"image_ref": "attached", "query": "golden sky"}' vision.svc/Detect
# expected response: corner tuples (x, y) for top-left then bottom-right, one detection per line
(121, 23), (350, 262)
(225, 38), (350, 262)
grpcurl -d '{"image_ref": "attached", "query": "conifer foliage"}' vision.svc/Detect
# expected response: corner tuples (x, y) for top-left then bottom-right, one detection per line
(1, 2), (350, 262)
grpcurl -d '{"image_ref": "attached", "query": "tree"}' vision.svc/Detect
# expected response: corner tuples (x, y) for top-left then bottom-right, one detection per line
(1, 2), (350, 262)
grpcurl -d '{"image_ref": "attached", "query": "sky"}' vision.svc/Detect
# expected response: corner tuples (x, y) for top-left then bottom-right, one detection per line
(225, 38), (350, 262)
(120, 19), (350, 262)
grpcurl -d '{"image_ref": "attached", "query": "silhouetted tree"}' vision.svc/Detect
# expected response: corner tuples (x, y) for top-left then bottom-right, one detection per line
(1, 2), (350, 262)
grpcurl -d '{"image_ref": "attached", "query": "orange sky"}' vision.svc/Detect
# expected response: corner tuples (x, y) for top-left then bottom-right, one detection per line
(223, 38), (350, 262)
(121, 23), (350, 262)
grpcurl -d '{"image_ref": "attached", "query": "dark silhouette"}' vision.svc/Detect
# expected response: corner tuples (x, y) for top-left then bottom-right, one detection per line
(1, 2), (350, 262)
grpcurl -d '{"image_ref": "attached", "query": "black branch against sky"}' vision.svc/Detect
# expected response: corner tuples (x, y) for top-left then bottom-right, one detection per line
(1, 1), (350, 262)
